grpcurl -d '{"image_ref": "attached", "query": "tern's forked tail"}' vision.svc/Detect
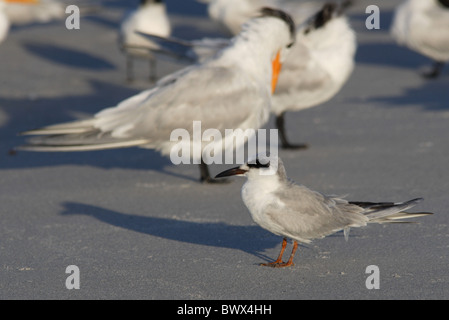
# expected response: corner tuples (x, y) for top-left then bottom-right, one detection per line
(350, 198), (434, 223)
(17, 119), (151, 152)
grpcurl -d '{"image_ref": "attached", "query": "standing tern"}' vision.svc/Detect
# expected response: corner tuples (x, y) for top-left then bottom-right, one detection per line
(216, 155), (433, 268)
(140, 2), (356, 149)
(391, 0), (449, 78)
(273, 2), (356, 149)
(2, 0), (64, 25)
(2, 0), (99, 26)
(0, 0), (46, 44)
(119, 0), (171, 82)
(18, 8), (296, 183)
(0, 1), (10, 45)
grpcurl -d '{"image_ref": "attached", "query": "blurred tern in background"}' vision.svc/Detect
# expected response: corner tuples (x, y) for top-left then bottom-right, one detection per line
(119, 0), (171, 82)
(0, 0), (99, 41)
(2, 0), (98, 25)
(18, 8), (296, 183)
(0, 1), (10, 44)
(273, 3), (356, 149)
(1, 0), (51, 44)
(216, 154), (433, 268)
(2, 0), (64, 25)
(141, 2), (356, 149)
(197, 0), (325, 36)
(391, 0), (449, 78)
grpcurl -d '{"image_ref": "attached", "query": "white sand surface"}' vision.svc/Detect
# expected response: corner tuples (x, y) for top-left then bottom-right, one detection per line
(0, 0), (447, 300)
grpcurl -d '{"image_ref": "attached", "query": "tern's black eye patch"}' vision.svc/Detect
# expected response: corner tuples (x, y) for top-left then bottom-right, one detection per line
(314, 3), (337, 29)
(247, 159), (270, 169)
(438, 0), (449, 8)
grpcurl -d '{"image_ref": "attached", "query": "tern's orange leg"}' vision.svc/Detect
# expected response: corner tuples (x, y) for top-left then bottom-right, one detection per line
(273, 240), (298, 268)
(260, 238), (288, 267)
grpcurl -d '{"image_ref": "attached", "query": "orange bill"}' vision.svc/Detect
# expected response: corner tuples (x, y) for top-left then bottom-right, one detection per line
(271, 51), (282, 94)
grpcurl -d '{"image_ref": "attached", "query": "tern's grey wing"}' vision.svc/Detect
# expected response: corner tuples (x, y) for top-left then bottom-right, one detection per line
(95, 63), (269, 144)
(401, 5), (449, 61)
(272, 43), (333, 113)
(21, 64), (269, 152)
(277, 49), (332, 94)
(414, 20), (449, 61)
(134, 33), (227, 64)
(265, 183), (367, 243)
(191, 38), (230, 63)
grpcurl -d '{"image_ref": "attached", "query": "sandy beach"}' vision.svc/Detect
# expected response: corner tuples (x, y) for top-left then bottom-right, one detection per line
(0, 0), (447, 300)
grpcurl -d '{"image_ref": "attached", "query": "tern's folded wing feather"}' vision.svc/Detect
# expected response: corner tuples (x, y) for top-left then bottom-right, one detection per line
(20, 63), (269, 152)
(266, 184), (367, 242)
(272, 43), (333, 112)
(95, 64), (269, 142)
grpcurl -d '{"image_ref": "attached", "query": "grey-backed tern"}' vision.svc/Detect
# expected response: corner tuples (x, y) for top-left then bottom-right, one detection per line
(216, 155), (433, 267)
(140, 2), (356, 149)
(391, 0), (449, 78)
(119, 0), (171, 82)
(19, 8), (296, 183)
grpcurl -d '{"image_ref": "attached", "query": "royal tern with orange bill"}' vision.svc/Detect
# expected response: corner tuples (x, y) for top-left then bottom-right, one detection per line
(18, 8), (296, 183)
(1, 0), (64, 25)
(140, 2), (357, 149)
(0, 1), (10, 45)
(1, 0), (49, 44)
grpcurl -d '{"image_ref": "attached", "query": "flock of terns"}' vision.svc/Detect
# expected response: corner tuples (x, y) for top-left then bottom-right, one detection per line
(2, 0), (444, 267)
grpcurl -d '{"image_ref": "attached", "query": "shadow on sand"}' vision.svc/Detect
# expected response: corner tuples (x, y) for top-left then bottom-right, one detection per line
(61, 201), (282, 263)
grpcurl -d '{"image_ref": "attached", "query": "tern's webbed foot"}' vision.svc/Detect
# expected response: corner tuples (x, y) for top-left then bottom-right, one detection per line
(260, 261), (294, 268)
(421, 61), (444, 79)
(276, 113), (310, 151)
(422, 69), (441, 79)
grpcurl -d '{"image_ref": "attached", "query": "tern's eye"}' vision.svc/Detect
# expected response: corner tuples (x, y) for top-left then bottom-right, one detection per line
(286, 42), (294, 49)
(247, 159), (270, 169)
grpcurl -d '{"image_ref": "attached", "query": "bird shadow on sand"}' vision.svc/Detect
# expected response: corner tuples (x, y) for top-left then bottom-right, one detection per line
(60, 201), (281, 262)
(351, 6), (441, 74)
(353, 41), (449, 111)
(355, 41), (439, 72)
(368, 80), (449, 111)
(165, 0), (208, 17)
(22, 42), (116, 71)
